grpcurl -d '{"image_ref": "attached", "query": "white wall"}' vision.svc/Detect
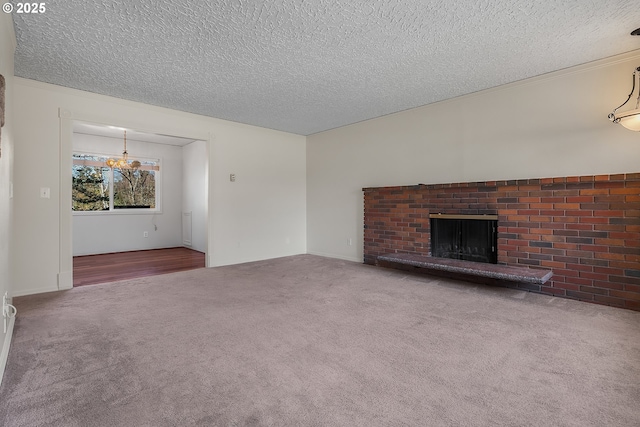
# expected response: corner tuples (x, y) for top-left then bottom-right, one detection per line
(307, 51), (640, 262)
(182, 140), (207, 253)
(210, 124), (307, 266)
(72, 133), (184, 256)
(12, 79), (306, 296)
(0, 12), (16, 384)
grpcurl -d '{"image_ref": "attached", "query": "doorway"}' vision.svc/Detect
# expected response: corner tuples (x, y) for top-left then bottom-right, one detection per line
(60, 114), (211, 288)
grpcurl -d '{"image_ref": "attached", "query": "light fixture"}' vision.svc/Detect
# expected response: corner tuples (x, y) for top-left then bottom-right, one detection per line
(608, 66), (640, 132)
(105, 130), (141, 169)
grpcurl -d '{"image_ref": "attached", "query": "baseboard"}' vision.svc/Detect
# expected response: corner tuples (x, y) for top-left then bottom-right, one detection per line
(307, 251), (362, 263)
(12, 285), (60, 297)
(210, 251), (309, 268)
(58, 270), (73, 290)
(0, 315), (15, 387)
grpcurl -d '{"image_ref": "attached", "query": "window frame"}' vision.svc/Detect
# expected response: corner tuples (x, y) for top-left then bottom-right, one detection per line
(72, 152), (162, 215)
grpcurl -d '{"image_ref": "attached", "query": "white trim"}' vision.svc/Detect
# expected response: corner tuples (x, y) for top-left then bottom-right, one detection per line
(60, 112), (73, 291)
(1, 12), (17, 50)
(0, 315), (15, 387)
(205, 133), (214, 268)
(307, 251), (362, 263)
(72, 210), (163, 216)
(58, 271), (73, 291)
(12, 286), (61, 298)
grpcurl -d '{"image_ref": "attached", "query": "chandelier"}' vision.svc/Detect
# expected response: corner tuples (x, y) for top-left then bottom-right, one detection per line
(105, 130), (141, 169)
(608, 66), (640, 132)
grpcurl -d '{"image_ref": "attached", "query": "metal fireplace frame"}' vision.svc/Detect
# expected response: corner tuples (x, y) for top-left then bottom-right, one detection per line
(429, 213), (498, 264)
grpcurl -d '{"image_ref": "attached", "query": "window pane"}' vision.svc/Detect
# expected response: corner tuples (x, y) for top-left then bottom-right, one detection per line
(72, 156), (110, 211)
(113, 167), (156, 209)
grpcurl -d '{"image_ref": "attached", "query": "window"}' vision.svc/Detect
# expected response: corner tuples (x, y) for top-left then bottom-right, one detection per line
(72, 154), (160, 212)
(113, 163), (157, 209)
(72, 155), (110, 211)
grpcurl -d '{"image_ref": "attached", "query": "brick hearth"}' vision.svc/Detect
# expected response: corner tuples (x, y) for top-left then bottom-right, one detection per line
(363, 173), (640, 311)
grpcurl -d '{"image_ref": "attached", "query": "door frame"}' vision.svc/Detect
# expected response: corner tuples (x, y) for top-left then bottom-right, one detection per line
(58, 108), (213, 289)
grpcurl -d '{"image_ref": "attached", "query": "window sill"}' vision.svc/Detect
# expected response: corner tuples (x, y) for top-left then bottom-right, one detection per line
(73, 209), (162, 216)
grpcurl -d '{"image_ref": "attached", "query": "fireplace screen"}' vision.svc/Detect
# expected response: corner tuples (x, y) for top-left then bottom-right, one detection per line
(430, 214), (497, 264)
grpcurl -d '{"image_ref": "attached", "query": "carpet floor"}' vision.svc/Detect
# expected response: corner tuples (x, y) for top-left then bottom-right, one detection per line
(1, 254), (639, 426)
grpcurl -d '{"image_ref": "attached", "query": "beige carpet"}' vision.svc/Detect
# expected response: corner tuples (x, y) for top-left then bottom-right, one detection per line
(1, 254), (639, 426)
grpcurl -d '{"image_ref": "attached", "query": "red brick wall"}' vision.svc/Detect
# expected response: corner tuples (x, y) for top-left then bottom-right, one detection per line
(363, 173), (640, 311)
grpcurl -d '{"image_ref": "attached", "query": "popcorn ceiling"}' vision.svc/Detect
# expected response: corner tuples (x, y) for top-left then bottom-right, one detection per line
(12, 0), (640, 135)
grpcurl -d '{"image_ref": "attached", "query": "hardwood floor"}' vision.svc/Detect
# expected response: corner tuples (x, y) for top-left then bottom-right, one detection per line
(73, 247), (206, 287)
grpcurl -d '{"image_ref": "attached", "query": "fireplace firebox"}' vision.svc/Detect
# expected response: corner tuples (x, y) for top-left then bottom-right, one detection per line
(429, 214), (498, 264)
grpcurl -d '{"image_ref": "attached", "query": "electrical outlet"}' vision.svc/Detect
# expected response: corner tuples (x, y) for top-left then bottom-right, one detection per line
(143, 231), (149, 238)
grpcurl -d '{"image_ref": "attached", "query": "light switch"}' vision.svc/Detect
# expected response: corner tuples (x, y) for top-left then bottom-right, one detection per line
(40, 187), (51, 199)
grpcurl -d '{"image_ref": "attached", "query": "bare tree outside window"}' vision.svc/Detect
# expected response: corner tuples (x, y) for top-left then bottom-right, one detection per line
(114, 167), (156, 209)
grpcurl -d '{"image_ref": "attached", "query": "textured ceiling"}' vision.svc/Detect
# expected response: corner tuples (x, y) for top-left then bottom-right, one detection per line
(11, 1), (640, 135)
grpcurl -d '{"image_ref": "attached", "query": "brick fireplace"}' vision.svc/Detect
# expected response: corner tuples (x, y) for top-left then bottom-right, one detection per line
(363, 173), (640, 311)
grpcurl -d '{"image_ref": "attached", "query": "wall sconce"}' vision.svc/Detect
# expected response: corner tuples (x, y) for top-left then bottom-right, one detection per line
(608, 66), (640, 131)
